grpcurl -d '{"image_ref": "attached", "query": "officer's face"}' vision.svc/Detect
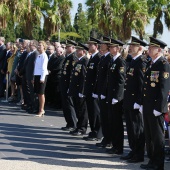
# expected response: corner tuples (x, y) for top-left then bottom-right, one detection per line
(76, 49), (84, 57)
(100, 43), (108, 51)
(109, 46), (119, 55)
(66, 46), (73, 54)
(128, 45), (140, 56)
(148, 46), (159, 58)
(88, 43), (97, 53)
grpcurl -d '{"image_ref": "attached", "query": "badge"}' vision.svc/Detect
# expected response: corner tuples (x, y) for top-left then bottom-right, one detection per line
(75, 64), (82, 72)
(163, 72), (169, 79)
(89, 63), (94, 69)
(151, 82), (156, 87)
(128, 68), (134, 76)
(142, 68), (146, 73)
(110, 64), (116, 70)
(75, 72), (78, 76)
(63, 71), (66, 75)
(120, 67), (124, 73)
(150, 71), (159, 82)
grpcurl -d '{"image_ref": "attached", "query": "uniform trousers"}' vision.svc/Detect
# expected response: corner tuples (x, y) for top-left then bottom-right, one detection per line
(61, 91), (77, 128)
(124, 108), (145, 159)
(0, 73), (5, 96)
(99, 98), (111, 143)
(22, 76), (30, 105)
(72, 96), (88, 133)
(108, 101), (124, 152)
(143, 109), (165, 169)
(86, 96), (102, 138)
(27, 80), (35, 109)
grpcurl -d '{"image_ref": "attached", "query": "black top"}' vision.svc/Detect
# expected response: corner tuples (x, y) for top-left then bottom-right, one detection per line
(83, 52), (101, 96)
(68, 56), (89, 97)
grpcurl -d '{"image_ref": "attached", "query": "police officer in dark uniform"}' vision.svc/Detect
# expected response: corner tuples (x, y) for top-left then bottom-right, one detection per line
(83, 37), (102, 141)
(140, 37), (170, 170)
(105, 39), (126, 154)
(94, 36), (112, 147)
(60, 40), (78, 131)
(68, 43), (89, 136)
(121, 36), (147, 163)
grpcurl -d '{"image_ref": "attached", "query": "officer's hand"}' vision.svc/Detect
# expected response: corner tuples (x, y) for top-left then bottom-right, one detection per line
(78, 93), (84, 98)
(92, 93), (98, 99)
(112, 98), (118, 105)
(67, 89), (69, 93)
(100, 95), (106, 100)
(153, 110), (162, 117)
(139, 105), (143, 114)
(134, 103), (140, 109)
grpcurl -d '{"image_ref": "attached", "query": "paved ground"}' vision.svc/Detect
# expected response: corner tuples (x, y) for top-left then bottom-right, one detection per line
(0, 101), (169, 170)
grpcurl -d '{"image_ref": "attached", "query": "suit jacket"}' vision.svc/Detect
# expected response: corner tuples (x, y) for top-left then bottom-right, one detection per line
(2, 50), (13, 73)
(142, 57), (170, 113)
(93, 53), (111, 96)
(123, 55), (147, 110)
(83, 52), (101, 96)
(68, 56), (89, 97)
(60, 52), (78, 94)
(47, 53), (65, 83)
(106, 56), (126, 102)
(17, 51), (28, 75)
(0, 44), (6, 69)
(25, 50), (39, 81)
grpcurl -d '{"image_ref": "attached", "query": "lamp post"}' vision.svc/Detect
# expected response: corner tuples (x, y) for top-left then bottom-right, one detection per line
(58, 10), (61, 43)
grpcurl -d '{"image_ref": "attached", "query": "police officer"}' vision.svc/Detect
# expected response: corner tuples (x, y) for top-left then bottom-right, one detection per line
(60, 40), (78, 131)
(121, 36), (147, 163)
(140, 37), (170, 170)
(83, 37), (102, 141)
(68, 43), (89, 136)
(94, 36), (112, 147)
(105, 39), (126, 154)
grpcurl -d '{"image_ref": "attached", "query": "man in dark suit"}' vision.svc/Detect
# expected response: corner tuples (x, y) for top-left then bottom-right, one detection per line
(24, 40), (39, 113)
(83, 37), (102, 141)
(94, 36), (112, 147)
(68, 43), (89, 136)
(60, 40), (78, 131)
(140, 37), (170, 170)
(105, 39), (126, 155)
(121, 36), (147, 163)
(0, 37), (6, 97)
(46, 45), (65, 108)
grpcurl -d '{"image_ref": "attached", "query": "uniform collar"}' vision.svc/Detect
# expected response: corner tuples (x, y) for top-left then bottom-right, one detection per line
(153, 56), (162, 63)
(78, 56), (84, 60)
(113, 53), (120, 61)
(133, 54), (141, 60)
(91, 51), (99, 58)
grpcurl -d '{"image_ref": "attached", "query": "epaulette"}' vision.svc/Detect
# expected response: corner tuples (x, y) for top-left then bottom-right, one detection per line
(162, 59), (167, 64)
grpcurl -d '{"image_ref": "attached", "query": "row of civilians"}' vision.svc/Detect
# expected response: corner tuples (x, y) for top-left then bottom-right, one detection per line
(0, 36), (170, 170)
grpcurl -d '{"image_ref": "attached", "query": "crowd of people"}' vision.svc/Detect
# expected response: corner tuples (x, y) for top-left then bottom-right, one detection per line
(0, 35), (170, 170)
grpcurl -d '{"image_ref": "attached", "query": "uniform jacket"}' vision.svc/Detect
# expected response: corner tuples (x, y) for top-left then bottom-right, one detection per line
(68, 56), (89, 97)
(93, 53), (111, 96)
(60, 52), (78, 94)
(83, 52), (101, 96)
(142, 57), (170, 113)
(17, 51), (28, 75)
(47, 53), (65, 83)
(106, 56), (126, 102)
(123, 55), (147, 110)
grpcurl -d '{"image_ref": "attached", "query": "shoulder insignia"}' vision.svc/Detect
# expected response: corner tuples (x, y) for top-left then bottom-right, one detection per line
(163, 72), (169, 79)
(120, 67), (124, 73)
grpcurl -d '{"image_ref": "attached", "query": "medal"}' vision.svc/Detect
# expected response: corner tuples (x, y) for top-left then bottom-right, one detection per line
(63, 71), (66, 75)
(75, 72), (78, 76)
(151, 82), (156, 87)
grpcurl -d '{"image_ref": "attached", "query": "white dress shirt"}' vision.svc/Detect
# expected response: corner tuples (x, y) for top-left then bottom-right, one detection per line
(34, 52), (48, 81)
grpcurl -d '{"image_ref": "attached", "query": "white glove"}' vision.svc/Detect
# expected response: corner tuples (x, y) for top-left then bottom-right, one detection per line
(67, 89), (69, 93)
(92, 93), (98, 99)
(112, 98), (118, 105)
(139, 105), (143, 114)
(153, 110), (162, 117)
(134, 103), (141, 109)
(78, 93), (84, 98)
(100, 94), (106, 100)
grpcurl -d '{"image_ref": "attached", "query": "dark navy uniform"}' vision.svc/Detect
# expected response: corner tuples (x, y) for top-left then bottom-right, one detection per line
(122, 37), (147, 162)
(105, 39), (126, 154)
(60, 40), (78, 130)
(142, 37), (170, 170)
(84, 51), (101, 139)
(68, 54), (89, 134)
(94, 50), (111, 146)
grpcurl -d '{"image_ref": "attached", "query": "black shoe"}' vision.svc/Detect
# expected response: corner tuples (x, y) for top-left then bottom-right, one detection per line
(120, 152), (134, 160)
(96, 142), (112, 148)
(106, 148), (123, 155)
(127, 157), (144, 163)
(83, 136), (98, 141)
(140, 160), (154, 169)
(61, 127), (75, 131)
(71, 130), (86, 136)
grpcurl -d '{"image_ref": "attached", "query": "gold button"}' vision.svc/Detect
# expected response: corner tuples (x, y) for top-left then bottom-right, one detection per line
(132, 94), (134, 95)
(155, 100), (157, 101)
(144, 88), (146, 90)
(145, 82), (147, 84)
(144, 94), (146, 96)
(92, 83), (93, 85)
(124, 89), (126, 90)
(77, 85), (79, 86)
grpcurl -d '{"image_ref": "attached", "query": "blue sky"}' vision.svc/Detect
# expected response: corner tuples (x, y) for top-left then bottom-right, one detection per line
(70, 0), (170, 47)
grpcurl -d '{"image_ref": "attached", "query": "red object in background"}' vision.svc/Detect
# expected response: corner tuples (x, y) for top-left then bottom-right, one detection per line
(165, 113), (170, 122)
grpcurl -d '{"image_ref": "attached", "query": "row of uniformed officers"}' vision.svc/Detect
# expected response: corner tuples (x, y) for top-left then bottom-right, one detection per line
(59, 36), (170, 170)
